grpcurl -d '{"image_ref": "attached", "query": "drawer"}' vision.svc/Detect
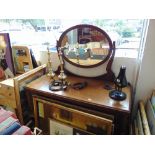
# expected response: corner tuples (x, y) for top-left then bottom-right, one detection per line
(36, 99), (113, 135)
(50, 105), (112, 134)
(0, 83), (15, 100)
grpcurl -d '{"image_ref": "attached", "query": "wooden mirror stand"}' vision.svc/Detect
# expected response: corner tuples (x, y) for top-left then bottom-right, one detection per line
(57, 24), (116, 81)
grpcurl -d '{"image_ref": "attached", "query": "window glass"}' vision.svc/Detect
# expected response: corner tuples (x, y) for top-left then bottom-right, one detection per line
(0, 19), (145, 59)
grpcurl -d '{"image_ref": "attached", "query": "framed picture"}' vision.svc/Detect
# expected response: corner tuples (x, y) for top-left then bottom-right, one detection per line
(12, 46), (34, 74)
(49, 119), (73, 135)
(73, 128), (91, 135)
(0, 33), (15, 79)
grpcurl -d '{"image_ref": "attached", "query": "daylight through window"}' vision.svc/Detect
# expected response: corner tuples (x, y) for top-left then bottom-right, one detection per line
(0, 19), (145, 59)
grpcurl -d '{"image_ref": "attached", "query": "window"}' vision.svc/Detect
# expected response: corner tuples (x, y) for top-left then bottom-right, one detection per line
(0, 19), (145, 60)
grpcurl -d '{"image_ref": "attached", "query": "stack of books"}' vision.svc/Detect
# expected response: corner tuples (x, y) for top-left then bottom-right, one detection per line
(0, 108), (32, 135)
(145, 90), (155, 134)
(133, 90), (155, 135)
(134, 100), (150, 135)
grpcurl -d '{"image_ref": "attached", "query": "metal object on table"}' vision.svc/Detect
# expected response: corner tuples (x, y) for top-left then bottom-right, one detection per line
(47, 47), (55, 80)
(49, 47), (68, 91)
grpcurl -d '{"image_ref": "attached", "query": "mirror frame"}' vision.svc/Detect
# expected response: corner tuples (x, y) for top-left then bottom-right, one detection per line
(57, 24), (114, 68)
(57, 24), (115, 81)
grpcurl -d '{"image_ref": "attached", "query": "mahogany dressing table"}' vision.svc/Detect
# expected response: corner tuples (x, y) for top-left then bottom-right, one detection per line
(25, 24), (132, 135)
(25, 74), (131, 134)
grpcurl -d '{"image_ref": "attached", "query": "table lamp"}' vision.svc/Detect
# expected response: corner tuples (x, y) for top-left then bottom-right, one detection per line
(109, 66), (128, 101)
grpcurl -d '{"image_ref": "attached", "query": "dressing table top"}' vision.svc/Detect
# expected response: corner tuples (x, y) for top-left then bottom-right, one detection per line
(25, 75), (131, 115)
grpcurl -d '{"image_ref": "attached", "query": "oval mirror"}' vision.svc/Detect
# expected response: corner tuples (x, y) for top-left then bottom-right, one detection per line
(57, 24), (113, 68)
(57, 24), (115, 80)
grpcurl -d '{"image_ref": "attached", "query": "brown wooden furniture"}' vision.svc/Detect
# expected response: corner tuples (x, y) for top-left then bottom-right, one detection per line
(25, 74), (132, 134)
(0, 64), (46, 124)
(0, 78), (16, 108)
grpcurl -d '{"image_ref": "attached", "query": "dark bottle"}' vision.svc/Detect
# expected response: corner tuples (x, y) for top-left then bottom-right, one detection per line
(116, 66), (127, 88)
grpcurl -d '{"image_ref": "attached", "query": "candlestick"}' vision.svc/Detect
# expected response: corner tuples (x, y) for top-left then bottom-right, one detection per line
(49, 47), (68, 91)
(47, 47), (55, 79)
(58, 48), (67, 82)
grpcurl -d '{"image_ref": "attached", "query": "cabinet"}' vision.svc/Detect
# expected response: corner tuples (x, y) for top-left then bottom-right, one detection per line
(25, 75), (132, 135)
(0, 78), (16, 108)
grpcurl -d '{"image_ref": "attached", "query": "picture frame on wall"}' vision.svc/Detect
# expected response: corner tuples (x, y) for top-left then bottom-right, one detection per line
(0, 33), (15, 79)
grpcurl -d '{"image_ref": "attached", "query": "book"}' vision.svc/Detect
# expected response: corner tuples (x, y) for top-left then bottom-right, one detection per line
(139, 101), (151, 135)
(0, 108), (6, 116)
(0, 116), (18, 132)
(30, 49), (38, 68)
(134, 119), (138, 135)
(0, 110), (17, 123)
(136, 110), (144, 135)
(13, 126), (32, 135)
(151, 90), (155, 113)
(0, 108), (16, 117)
(145, 99), (155, 134)
(0, 122), (21, 135)
(0, 109), (31, 135)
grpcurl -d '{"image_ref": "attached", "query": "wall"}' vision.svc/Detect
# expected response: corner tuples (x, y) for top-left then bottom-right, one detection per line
(134, 19), (155, 107)
(39, 51), (60, 72)
(112, 57), (137, 85)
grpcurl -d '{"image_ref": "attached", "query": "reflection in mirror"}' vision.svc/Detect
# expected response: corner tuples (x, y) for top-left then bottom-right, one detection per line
(60, 26), (110, 66)
(57, 24), (115, 79)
